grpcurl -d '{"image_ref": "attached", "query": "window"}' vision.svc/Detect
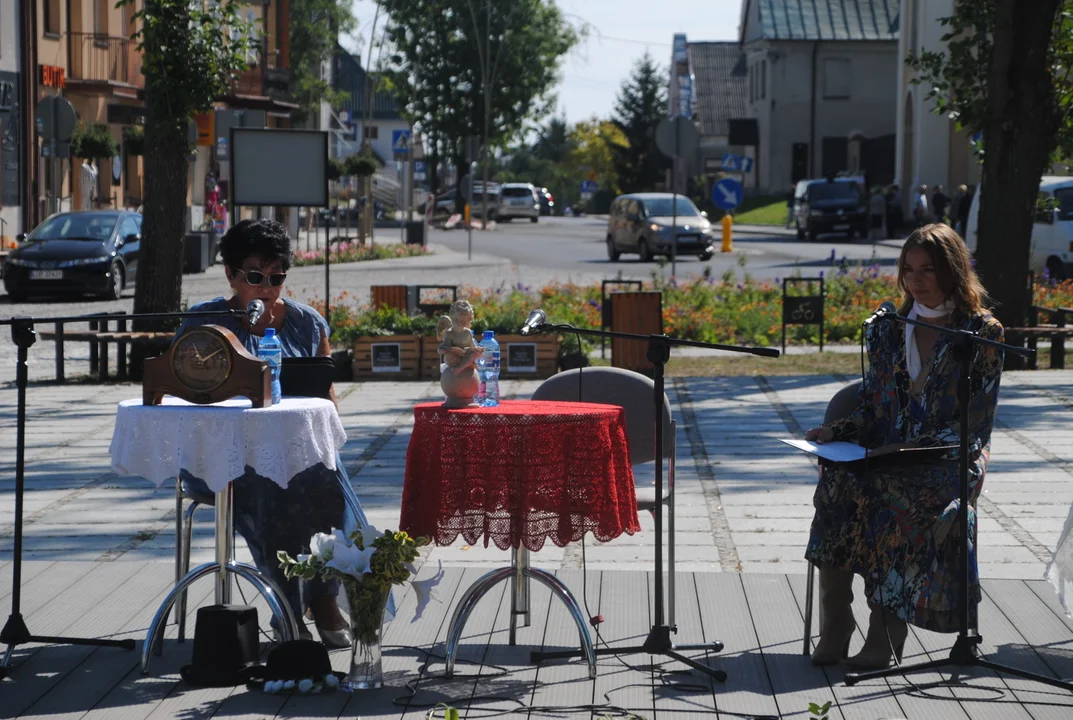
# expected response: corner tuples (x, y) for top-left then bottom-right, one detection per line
(95, 0), (108, 35)
(822, 58), (851, 99)
(44, 0), (61, 35)
(761, 60), (766, 99)
(119, 216), (140, 241)
(363, 126), (378, 140)
(1054, 188), (1073, 221)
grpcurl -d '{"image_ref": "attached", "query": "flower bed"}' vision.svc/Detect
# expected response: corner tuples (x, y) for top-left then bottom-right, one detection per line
(291, 242), (428, 267)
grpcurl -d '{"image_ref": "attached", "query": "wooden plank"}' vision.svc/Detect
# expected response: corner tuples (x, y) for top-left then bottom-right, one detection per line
(591, 570), (654, 719)
(740, 573), (845, 719)
(1026, 579), (1073, 635)
(526, 568), (600, 718)
(693, 572), (779, 718)
(652, 571), (721, 718)
(371, 286), (409, 312)
(0, 560), (58, 602)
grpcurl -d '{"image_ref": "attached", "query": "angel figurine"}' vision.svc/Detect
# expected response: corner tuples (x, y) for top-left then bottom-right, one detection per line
(436, 300), (485, 407)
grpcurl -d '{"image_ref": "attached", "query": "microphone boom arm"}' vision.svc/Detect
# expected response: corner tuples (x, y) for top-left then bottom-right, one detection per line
(528, 322), (781, 358)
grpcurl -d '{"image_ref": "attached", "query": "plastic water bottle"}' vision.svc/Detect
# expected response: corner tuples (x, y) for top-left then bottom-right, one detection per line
(476, 330), (500, 407)
(259, 328), (282, 405)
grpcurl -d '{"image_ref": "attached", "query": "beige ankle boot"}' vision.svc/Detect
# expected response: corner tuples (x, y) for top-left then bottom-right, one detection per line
(810, 566), (856, 666)
(845, 603), (907, 670)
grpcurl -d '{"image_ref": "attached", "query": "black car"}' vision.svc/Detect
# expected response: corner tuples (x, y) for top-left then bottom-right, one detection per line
(794, 178), (867, 241)
(3, 210), (142, 301)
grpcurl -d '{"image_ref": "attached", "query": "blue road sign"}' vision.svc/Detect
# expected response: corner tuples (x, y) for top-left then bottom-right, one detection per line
(712, 177), (744, 211)
(581, 180), (598, 193)
(741, 156), (753, 173)
(392, 129), (412, 155)
(721, 152), (739, 172)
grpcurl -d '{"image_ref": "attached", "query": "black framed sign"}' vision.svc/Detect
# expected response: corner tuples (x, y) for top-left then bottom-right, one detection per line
(781, 277), (825, 354)
(507, 343), (537, 373)
(370, 343), (402, 373)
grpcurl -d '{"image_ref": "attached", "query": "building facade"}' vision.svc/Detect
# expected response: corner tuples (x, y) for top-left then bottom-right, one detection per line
(331, 47), (408, 165)
(738, 0), (900, 194)
(1, 2), (24, 245)
(895, 0), (980, 202)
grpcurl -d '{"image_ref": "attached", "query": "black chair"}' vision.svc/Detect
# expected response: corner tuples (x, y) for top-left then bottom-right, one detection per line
(173, 357), (337, 640)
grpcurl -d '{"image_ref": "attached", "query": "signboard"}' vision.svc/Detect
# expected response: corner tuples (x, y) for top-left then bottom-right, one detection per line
(781, 277), (825, 354)
(392, 129), (411, 155)
(214, 109), (266, 161)
(507, 343), (537, 373)
(711, 177), (743, 211)
(721, 153), (753, 173)
(655, 115), (699, 160)
(194, 113), (215, 147)
(39, 65), (66, 89)
(370, 343), (402, 372)
(112, 156), (121, 182)
(581, 180), (598, 193)
(230, 128), (329, 207)
(414, 160), (426, 181)
(672, 33), (688, 64)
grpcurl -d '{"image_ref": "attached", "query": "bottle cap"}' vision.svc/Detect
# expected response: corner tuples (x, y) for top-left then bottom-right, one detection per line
(264, 328), (276, 337)
(483, 330), (494, 339)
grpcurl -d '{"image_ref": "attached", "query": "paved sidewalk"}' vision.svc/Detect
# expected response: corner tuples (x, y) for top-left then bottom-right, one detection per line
(1, 371), (1070, 587)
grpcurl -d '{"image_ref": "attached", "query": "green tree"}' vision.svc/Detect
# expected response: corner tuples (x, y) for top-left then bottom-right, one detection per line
(533, 116), (572, 163)
(566, 118), (626, 197)
(612, 53), (668, 193)
(908, 0), (1073, 332)
(120, 0), (255, 324)
(289, 0), (357, 123)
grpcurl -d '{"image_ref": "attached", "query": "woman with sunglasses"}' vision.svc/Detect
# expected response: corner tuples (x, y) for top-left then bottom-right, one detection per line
(174, 219), (367, 648)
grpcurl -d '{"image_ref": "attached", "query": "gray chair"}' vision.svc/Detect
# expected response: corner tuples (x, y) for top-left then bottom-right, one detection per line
(531, 367), (680, 624)
(803, 380), (862, 655)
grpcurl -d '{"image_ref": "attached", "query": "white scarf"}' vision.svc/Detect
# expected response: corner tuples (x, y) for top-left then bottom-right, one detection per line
(905, 298), (957, 381)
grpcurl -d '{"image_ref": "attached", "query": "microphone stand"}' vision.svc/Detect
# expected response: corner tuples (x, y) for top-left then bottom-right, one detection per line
(0, 309), (243, 680)
(525, 322), (780, 683)
(844, 313), (1073, 691)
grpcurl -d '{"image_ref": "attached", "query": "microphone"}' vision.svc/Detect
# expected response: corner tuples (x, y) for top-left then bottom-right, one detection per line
(520, 309), (546, 336)
(862, 301), (896, 327)
(247, 299), (265, 326)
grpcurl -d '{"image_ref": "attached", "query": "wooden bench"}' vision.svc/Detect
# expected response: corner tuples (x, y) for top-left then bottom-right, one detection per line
(1006, 305), (1073, 369)
(37, 313), (172, 382)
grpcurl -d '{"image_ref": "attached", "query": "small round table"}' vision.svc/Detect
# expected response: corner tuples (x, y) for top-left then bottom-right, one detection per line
(401, 400), (639, 679)
(109, 396), (347, 674)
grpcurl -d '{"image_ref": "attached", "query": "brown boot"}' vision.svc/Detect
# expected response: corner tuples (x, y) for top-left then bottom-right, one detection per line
(845, 603), (907, 669)
(811, 566), (856, 666)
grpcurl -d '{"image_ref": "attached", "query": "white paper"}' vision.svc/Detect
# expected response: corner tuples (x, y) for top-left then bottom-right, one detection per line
(779, 438), (867, 464)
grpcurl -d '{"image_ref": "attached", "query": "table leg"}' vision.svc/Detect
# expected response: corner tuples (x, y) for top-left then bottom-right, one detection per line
(509, 546), (531, 645)
(214, 485), (233, 604)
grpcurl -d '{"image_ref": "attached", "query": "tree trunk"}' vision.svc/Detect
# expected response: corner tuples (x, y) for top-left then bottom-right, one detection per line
(976, 0), (1061, 368)
(130, 100), (189, 377)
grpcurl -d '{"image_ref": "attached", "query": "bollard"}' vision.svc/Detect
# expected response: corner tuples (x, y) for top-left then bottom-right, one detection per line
(721, 213), (733, 253)
(464, 204), (471, 227)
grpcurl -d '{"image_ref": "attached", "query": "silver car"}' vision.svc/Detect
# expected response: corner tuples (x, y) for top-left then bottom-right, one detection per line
(497, 183), (540, 223)
(606, 193), (715, 262)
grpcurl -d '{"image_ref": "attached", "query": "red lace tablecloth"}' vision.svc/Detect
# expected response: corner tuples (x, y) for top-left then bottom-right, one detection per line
(401, 400), (639, 551)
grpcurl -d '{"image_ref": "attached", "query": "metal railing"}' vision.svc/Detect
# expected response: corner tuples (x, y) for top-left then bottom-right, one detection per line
(68, 33), (143, 87)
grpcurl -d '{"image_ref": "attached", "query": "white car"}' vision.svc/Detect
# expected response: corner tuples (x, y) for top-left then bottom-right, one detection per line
(497, 183), (540, 223)
(965, 175), (1073, 280)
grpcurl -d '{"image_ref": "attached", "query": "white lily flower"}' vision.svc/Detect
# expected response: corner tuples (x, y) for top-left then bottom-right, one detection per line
(282, 679), (296, 690)
(298, 678), (314, 693)
(356, 523), (384, 548)
(296, 554), (311, 563)
(326, 541), (376, 579)
(411, 560), (446, 622)
(309, 531), (337, 561)
(324, 674), (339, 688)
(264, 680), (282, 693)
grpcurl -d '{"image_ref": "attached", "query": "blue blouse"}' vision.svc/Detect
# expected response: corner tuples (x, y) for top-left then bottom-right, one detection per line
(177, 297), (329, 358)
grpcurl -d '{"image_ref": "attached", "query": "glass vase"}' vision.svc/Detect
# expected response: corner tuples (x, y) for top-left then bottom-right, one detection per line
(346, 584), (390, 690)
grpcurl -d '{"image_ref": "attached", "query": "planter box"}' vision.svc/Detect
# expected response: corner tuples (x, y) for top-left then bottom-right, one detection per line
(352, 335), (421, 379)
(497, 334), (559, 379)
(420, 336), (443, 379)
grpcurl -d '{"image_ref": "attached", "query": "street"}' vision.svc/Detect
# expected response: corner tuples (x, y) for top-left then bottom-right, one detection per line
(430, 216), (904, 281)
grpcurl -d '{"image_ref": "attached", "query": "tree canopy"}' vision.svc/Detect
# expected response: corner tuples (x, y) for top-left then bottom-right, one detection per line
(612, 53), (668, 193)
(288, 0), (357, 123)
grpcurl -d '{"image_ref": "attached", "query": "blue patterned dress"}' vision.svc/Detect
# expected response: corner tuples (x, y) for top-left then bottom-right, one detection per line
(805, 310), (1004, 632)
(177, 297), (370, 621)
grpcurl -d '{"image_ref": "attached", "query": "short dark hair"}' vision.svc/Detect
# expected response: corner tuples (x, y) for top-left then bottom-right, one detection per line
(219, 219), (292, 272)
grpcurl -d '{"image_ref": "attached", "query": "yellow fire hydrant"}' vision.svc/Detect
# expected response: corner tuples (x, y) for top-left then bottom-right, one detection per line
(721, 213), (733, 253)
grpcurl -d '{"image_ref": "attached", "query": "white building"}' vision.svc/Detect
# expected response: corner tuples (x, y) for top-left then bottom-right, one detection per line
(0, 1), (22, 243)
(738, 0), (900, 194)
(895, 0), (980, 200)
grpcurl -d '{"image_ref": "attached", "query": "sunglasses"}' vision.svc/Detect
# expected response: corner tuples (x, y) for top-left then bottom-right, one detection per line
(237, 268), (287, 287)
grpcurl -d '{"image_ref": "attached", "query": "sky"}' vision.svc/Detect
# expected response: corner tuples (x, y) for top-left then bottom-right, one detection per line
(347, 0), (743, 125)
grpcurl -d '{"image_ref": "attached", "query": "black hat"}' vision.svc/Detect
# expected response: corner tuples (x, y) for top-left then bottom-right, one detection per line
(179, 605), (261, 687)
(245, 639), (347, 691)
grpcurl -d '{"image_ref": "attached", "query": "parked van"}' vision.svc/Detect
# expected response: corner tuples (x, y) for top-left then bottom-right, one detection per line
(964, 176), (1073, 280)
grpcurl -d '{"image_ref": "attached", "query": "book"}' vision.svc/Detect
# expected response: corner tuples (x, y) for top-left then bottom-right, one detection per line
(780, 438), (960, 468)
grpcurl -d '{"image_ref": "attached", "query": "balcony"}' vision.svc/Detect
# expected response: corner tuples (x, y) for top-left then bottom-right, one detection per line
(67, 33), (143, 89)
(229, 53), (294, 108)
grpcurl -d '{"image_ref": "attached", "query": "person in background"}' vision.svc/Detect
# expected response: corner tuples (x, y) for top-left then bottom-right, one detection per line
(932, 185), (950, 225)
(869, 187), (886, 242)
(786, 186), (796, 228)
(175, 218), (374, 649)
(885, 185), (903, 239)
(956, 184), (974, 237)
(913, 185), (930, 227)
(804, 224), (1004, 670)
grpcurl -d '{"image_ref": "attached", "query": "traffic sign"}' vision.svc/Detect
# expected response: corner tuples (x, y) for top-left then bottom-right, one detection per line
(414, 160), (426, 181)
(34, 95), (76, 143)
(655, 115), (699, 160)
(721, 153), (753, 174)
(392, 129), (411, 155)
(581, 180), (598, 193)
(712, 177), (744, 211)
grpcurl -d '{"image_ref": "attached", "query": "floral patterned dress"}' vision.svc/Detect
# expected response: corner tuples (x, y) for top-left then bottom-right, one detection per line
(805, 310), (1004, 633)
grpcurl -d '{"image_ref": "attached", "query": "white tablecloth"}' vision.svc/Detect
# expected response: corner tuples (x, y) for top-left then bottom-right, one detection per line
(109, 396), (347, 492)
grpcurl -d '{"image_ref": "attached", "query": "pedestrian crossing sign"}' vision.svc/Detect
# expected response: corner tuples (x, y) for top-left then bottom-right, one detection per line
(392, 129), (411, 155)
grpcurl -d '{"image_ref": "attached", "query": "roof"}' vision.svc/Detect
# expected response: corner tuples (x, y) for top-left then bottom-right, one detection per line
(750, 0), (899, 42)
(332, 46), (401, 120)
(686, 42), (748, 138)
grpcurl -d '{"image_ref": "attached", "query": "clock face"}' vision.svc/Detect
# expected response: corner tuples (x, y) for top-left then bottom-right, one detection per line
(171, 328), (233, 392)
